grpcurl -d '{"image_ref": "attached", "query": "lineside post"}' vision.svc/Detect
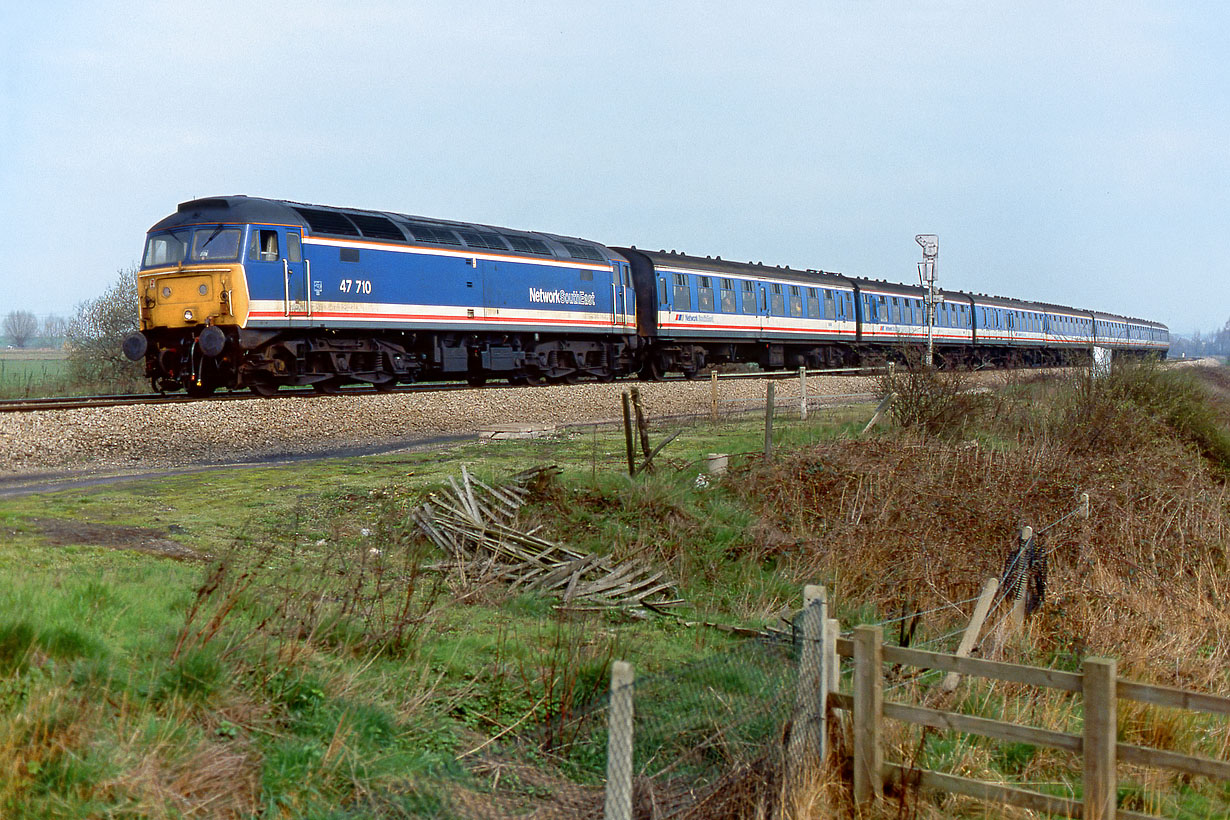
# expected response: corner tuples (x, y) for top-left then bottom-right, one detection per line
(764, 382), (775, 458)
(621, 392), (635, 476)
(710, 371), (719, 422)
(798, 366), (808, 420)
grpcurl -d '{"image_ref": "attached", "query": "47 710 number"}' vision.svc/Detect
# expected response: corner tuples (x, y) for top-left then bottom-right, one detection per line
(339, 279), (372, 294)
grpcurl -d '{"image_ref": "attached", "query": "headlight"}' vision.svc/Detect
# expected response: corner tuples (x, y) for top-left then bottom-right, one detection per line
(184, 309), (194, 321)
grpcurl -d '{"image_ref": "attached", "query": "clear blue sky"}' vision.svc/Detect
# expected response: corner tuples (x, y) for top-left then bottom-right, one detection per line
(2, 1), (1226, 334)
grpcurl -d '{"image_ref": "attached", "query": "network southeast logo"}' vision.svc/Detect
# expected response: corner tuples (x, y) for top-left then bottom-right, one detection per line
(529, 288), (597, 306)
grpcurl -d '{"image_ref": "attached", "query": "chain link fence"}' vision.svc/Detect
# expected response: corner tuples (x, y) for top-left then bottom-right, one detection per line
(422, 619), (828, 820)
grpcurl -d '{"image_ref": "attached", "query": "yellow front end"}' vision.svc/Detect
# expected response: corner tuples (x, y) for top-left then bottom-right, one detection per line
(137, 264), (251, 330)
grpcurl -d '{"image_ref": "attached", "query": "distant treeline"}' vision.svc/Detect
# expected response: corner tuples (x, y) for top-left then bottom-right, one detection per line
(1169, 321), (1230, 359)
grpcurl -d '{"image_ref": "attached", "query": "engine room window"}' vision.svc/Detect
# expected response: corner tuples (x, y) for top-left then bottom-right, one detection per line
(579, 271), (593, 281)
(340, 247), (360, 263)
(189, 227), (241, 262)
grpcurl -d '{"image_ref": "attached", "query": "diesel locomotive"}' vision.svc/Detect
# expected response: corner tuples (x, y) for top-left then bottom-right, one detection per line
(123, 196), (1169, 395)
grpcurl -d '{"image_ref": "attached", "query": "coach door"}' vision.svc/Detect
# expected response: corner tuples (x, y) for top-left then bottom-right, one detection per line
(612, 262), (633, 332)
(282, 229), (310, 321)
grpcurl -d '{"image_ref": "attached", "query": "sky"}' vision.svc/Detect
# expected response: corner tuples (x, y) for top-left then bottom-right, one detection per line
(1, 1), (1227, 335)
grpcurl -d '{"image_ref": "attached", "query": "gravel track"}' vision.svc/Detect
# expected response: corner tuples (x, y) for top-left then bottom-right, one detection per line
(3, 360), (1211, 478)
(0, 373), (886, 475)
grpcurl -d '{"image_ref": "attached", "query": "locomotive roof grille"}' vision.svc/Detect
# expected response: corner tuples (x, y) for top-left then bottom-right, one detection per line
(455, 229), (509, 251)
(347, 213), (405, 241)
(400, 222), (462, 246)
(292, 207), (360, 237)
(561, 241), (604, 261)
(504, 234), (552, 255)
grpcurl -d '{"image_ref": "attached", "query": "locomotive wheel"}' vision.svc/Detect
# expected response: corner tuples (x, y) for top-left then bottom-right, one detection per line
(639, 358), (665, 381)
(682, 368), (699, 381)
(250, 382), (279, 397)
(313, 379), (344, 395)
(373, 379), (397, 393)
(185, 381), (216, 398)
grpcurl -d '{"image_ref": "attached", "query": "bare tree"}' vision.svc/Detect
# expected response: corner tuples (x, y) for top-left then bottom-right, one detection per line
(65, 268), (144, 391)
(3, 311), (39, 348)
(42, 314), (68, 343)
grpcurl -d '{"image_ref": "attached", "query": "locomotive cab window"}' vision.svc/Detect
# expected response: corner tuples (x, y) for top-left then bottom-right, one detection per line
(142, 229), (190, 267)
(248, 230), (280, 262)
(286, 232), (302, 263)
(189, 227), (241, 262)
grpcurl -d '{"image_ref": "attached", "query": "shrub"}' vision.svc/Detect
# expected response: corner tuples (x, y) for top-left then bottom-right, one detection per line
(64, 267), (144, 392)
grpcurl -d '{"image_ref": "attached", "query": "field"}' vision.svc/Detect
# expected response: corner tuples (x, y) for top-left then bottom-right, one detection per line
(0, 349), (70, 398)
(0, 362), (1227, 818)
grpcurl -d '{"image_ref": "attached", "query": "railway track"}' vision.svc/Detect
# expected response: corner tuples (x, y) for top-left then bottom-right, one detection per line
(0, 383), (476, 413)
(0, 365), (886, 414)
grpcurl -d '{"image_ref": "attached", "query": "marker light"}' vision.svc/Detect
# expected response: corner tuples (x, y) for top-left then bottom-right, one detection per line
(183, 309), (194, 321)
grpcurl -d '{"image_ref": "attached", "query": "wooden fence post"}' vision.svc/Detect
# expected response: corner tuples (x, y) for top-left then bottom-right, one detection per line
(825, 617), (840, 694)
(630, 386), (652, 469)
(710, 370), (719, 422)
(604, 661), (635, 820)
(787, 585), (827, 787)
(764, 382), (775, 458)
(621, 392), (635, 476)
(1009, 526), (1034, 633)
(798, 366), (808, 420)
(853, 625), (884, 804)
(941, 577), (1000, 693)
(1083, 657), (1117, 820)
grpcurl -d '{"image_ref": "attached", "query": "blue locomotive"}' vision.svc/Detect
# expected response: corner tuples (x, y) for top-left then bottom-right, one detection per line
(123, 196), (1169, 395)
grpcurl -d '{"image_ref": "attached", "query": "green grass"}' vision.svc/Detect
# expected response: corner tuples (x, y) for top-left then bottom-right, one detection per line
(0, 376), (1227, 818)
(0, 410), (868, 816)
(0, 350), (70, 398)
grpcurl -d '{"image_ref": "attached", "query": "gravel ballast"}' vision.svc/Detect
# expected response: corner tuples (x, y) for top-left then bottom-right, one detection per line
(0, 374), (889, 475)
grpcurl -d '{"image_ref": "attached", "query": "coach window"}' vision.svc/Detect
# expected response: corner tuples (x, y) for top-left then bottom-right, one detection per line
(720, 279), (736, 313)
(789, 285), (803, 318)
(697, 276), (715, 311)
(806, 288), (820, 318)
(742, 281), (756, 314)
(673, 273), (691, 308)
(769, 283), (785, 316)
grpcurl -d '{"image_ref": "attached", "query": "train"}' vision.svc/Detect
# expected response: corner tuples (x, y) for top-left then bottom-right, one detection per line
(123, 196), (1169, 396)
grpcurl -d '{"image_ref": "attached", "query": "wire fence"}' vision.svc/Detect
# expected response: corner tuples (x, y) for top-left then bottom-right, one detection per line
(420, 631), (812, 820)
